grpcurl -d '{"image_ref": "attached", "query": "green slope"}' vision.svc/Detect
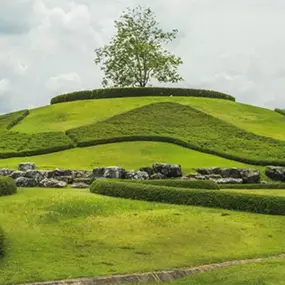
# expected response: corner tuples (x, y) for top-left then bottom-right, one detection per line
(2, 188), (285, 284)
(0, 110), (28, 131)
(67, 102), (285, 166)
(12, 97), (285, 140)
(0, 142), (258, 172)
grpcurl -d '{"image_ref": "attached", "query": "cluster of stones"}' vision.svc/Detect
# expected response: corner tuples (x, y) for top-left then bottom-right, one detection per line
(1, 163), (284, 188)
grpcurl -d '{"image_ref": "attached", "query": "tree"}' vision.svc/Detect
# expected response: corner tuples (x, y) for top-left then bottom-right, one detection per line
(94, 6), (183, 88)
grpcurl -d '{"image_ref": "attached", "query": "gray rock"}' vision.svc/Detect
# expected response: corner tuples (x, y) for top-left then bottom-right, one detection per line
(10, 171), (24, 180)
(73, 178), (93, 185)
(220, 168), (241, 178)
(139, 167), (154, 176)
(54, 168), (72, 177)
(24, 170), (48, 183)
(39, 178), (67, 188)
(196, 167), (221, 175)
(18, 163), (35, 172)
(93, 167), (125, 179)
(16, 177), (38, 187)
(0, 168), (13, 176)
(71, 183), (90, 189)
(125, 170), (149, 180)
(215, 178), (243, 184)
(266, 166), (285, 182)
(240, 169), (260, 184)
(150, 173), (167, 180)
(153, 163), (182, 178)
(93, 167), (106, 178)
(55, 176), (73, 184)
(72, 170), (93, 179)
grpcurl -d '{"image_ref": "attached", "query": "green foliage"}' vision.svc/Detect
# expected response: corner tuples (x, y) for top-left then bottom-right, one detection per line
(0, 131), (74, 159)
(67, 102), (285, 166)
(50, 87), (235, 105)
(0, 177), (17, 196)
(91, 180), (285, 215)
(220, 184), (285, 190)
(0, 110), (29, 131)
(94, 6), (183, 87)
(127, 179), (220, 190)
(0, 227), (4, 257)
(275, 109), (285, 116)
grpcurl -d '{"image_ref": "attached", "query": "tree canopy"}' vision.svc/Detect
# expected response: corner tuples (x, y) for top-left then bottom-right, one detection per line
(94, 6), (183, 88)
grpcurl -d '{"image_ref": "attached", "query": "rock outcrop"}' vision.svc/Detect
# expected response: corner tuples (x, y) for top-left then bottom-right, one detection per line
(266, 166), (285, 182)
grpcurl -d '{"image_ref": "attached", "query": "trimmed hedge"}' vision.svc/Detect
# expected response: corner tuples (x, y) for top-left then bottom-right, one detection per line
(220, 184), (285, 190)
(90, 180), (285, 215)
(0, 177), (17, 196)
(51, 87), (236, 104)
(126, 179), (220, 190)
(7, 110), (29, 130)
(275, 109), (285, 116)
(0, 227), (4, 256)
(0, 110), (29, 131)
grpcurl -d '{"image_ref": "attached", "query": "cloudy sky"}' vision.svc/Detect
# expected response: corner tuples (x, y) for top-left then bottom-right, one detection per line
(0, 0), (284, 113)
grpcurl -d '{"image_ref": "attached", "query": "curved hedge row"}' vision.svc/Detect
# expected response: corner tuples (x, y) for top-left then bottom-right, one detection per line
(6, 110), (29, 130)
(0, 110), (29, 131)
(0, 177), (17, 196)
(0, 227), (4, 257)
(275, 109), (285, 116)
(51, 87), (236, 104)
(126, 179), (220, 190)
(90, 180), (285, 215)
(219, 184), (285, 190)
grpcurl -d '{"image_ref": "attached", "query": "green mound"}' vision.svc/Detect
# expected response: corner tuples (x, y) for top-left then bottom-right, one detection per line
(67, 102), (285, 166)
(0, 110), (29, 131)
(0, 131), (73, 158)
(2, 188), (285, 284)
(0, 142), (257, 173)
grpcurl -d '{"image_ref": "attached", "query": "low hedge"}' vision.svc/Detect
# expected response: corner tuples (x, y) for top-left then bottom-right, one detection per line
(220, 184), (285, 190)
(90, 180), (285, 215)
(275, 109), (285, 116)
(127, 179), (220, 190)
(51, 87), (236, 104)
(7, 110), (29, 130)
(0, 227), (4, 256)
(0, 177), (17, 196)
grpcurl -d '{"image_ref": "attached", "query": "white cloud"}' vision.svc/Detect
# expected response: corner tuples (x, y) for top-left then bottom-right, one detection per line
(46, 72), (82, 92)
(0, 78), (10, 96)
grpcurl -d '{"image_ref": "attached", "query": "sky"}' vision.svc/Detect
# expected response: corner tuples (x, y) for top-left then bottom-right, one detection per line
(0, 0), (284, 113)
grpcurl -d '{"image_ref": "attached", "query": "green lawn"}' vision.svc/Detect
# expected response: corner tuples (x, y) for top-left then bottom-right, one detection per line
(12, 97), (285, 140)
(67, 102), (285, 165)
(158, 258), (285, 285)
(0, 142), (259, 173)
(2, 188), (285, 284)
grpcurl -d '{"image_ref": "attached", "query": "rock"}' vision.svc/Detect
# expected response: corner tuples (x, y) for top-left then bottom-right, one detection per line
(125, 170), (149, 180)
(10, 171), (24, 179)
(24, 170), (48, 183)
(72, 170), (93, 179)
(71, 183), (90, 189)
(196, 167), (221, 175)
(39, 178), (67, 188)
(0, 168), (13, 176)
(18, 163), (35, 172)
(16, 177), (38, 187)
(150, 173), (167, 180)
(54, 168), (72, 177)
(93, 167), (125, 179)
(55, 176), (73, 184)
(153, 163), (182, 178)
(240, 169), (260, 184)
(206, 174), (223, 180)
(266, 166), (285, 182)
(139, 167), (154, 176)
(215, 178), (243, 184)
(220, 168), (241, 179)
(73, 178), (93, 185)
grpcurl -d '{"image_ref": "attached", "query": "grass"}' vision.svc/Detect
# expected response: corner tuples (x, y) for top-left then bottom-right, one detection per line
(12, 97), (285, 141)
(150, 258), (285, 285)
(0, 142), (260, 173)
(2, 188), (285, 284)
(0, 110), (28, 131)
(275, 109), (285, 117)
(67, 102), (285, 166)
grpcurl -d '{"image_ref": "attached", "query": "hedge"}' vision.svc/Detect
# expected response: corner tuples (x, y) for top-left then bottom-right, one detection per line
(50, 87), (236, 104)
(220, 184), (285, 190)
(126, 179), (220, 190)
(275, 109), (285, 116)
(90, 180), (285, 215)
(6, 110), (29, 130)
(0, 227), (4, 257)
(0, 177), (17, 196)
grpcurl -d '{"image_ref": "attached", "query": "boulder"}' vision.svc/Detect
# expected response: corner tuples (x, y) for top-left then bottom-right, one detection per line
(150, 173), (167, 180)
(24, 170), (48, 183)
(196, 167), (221, 175)
(266, 166), (285, 182)
(54, 176), (73, 184)
(16, 177), (38, 187)
(71, 183), (90, 189)
(139, 167), (154, 176)
(214, 178), (243, 184)
(93, 167), (125, 179)
(184, 174), (207, 180)
(73, 178), (93, 185)
(153, 163), (182, 178)
(125, 170), (149, 180)
(0, 168), (13, 176)
(18, 163), (35, 172)
(39, 178), (67, 188)
(220, 168), (241, 178)
(240, 169), (260, 184)
(54, 168), (72, 177)
(10, 171), (24, 180)
(72, 170), (93, 179)
(93, 168), (106, 178)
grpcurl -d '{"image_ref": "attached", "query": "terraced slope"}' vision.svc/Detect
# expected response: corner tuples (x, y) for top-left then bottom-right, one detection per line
(12, 97), (285, 140)
(67, 102), (285, 166)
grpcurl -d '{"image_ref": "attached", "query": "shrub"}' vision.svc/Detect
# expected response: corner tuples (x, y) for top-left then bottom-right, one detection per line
(219, 184), (285, 190)
(51, 87), (236, 104)
(275, 109), (285, 116)
(0, 110), (29, 131)
(0, 227), (4, 256)
(6, 110), (29, 130)
(90, 180), (285, 215)
(127, 179), (220, 190)
(0, 177), (17, 196)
